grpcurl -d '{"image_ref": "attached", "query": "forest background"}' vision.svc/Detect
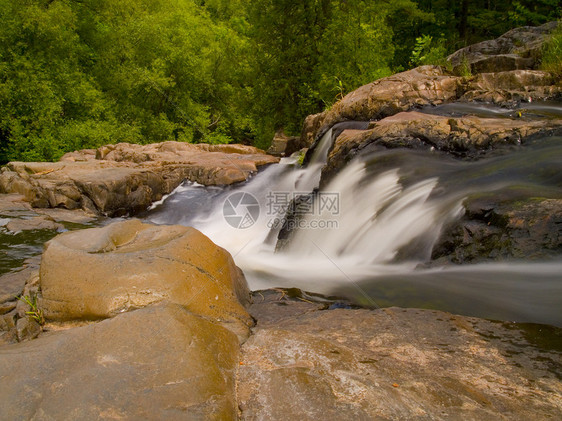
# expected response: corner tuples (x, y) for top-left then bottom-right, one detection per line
(1, 0), (560, 162)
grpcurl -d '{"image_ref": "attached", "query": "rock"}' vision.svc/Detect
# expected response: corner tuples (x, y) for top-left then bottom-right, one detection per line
(0, 194), (32, 213)
(0, 141), (278, 216)
(15, 316), (41, 341)
(321, 111), (562, 184)
(447, 22), (559, 75)
(0, 265), (37, 304)
(0, 310), (17, 345)
(40, 219), (253, 340)
(0, 303), (240, 420)
(33, 207), (97, 225)
(5, 215), (63, 233)
(463, 70), (562, 103)
(238, 304), (562, 420)
(267, 129), (303, 157)
(300, 66), (462, 146)
(433, 197), (562, 263)
(300, 23), (562, 147)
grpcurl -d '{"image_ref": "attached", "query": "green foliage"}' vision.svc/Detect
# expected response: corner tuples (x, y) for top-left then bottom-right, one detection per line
(0, 0), (252, 162)
(1, 0), (560, 162)
(541, 21), (562, 77)
(16, 294), (45, 326)
(409, 34), (448, 67)
(296, 150), (306, 166)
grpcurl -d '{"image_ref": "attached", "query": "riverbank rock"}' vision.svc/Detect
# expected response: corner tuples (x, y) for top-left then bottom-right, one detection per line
(238, 290), (562, 420)
(0, 303), (240, 420)
(40, 219), (253, 340)
(0, 141), (278, 216)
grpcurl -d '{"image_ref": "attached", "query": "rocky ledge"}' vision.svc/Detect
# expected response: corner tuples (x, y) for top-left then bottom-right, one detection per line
(0, 141), (278, 217)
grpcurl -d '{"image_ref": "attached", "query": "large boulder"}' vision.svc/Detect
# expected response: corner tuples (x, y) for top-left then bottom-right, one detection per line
(0, 303), (240, 420)
(238, 294), (562, 420)
(40, 219), (253, 340)
(447, 22), (559, 74)
(0, 141), (279, 216)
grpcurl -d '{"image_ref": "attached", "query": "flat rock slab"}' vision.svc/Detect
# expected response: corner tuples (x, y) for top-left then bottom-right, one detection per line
(0, 303), (240, 420)
(238, 305), (562, 420)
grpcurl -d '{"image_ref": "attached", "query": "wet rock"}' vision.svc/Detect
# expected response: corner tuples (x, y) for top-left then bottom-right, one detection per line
(433, 197), (562, 263)
(322, 111), (562, 184)
(0, 141), (278, 217)
(238, 306), (562, 420)
(447, 22), (559, 75)
(0, 303), (240, 420)
(40, 219), (253, 341)
(5, 215), (63, 233)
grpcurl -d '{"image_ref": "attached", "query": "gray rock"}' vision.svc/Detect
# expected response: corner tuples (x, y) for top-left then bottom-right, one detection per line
(15, 316), (41, 342)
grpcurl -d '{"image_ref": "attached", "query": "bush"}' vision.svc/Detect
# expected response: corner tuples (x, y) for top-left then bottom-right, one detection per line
(541, 21), (562, 77)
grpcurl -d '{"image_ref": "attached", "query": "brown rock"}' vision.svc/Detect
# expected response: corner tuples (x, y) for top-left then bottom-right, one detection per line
(267, 129), (303, 157)
(322, 111), (562, 184)
(0, 303), (240, 420)
(40, 219), (253, 340)
(1, 141), (278, 216)
(5, 215), (63, 233)
(0, 265), (38, 304)
(301, 66), (462, 146)
(463, 70), (562, 103)
(0, 194), (32, 213)
(238, 305), (562, 420)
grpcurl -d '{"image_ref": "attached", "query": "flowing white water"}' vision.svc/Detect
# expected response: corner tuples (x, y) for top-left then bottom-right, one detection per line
(144, 132), (562, 326)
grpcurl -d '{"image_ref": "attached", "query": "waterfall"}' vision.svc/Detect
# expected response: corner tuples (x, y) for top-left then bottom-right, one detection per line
(144, 130), (562, 326)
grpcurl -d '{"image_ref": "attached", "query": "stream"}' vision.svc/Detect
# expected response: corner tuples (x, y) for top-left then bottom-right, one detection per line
(144, 102), (562, 327)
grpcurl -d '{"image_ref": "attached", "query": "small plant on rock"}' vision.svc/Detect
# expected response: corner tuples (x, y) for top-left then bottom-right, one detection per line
(17, 294), (45, 326)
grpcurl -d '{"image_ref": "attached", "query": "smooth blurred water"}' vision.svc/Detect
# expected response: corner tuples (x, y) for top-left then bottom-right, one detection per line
(144, 133), (562, 326)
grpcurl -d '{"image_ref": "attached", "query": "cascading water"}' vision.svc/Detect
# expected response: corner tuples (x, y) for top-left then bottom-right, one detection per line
(144, 108), (562, 327)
